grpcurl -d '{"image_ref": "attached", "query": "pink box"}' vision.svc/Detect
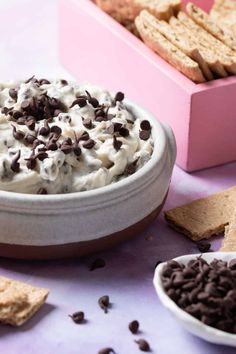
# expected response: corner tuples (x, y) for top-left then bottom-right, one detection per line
(59, 0), (236, 172)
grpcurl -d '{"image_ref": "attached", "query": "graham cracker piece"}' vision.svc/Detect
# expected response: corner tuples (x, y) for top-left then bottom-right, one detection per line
(186, 2), (236, 52)
(177, 11), (236, 75)
(139, 10), (212, 80)
(135, 12), (206, 83)
(220, 209), (236, 252)
(0, 276), (49, 326)
(164, 186), (236, 241)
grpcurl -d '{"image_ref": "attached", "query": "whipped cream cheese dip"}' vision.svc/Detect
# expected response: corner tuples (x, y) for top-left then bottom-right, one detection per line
(0, 78), (153, 194)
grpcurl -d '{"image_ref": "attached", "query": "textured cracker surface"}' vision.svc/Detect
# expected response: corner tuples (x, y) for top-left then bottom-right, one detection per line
(221, 210), (236, 251)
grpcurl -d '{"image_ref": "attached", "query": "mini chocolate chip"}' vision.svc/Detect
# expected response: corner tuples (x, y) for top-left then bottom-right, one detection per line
(140, 120), (151, 131)
(95, 115), (106, 122)
(98, 295), (110, 313)
(26, 158), (37, 170)
(98, 348), (115, 354)
(37, 188), (48, 194)
(11, 125), (24, 140)
(139, 130), (151, 141)
(47, 142), (58, 151)
(25, 116), (36, 131)
(39, 120), (50, 136)
(89, 258), (106, 271)
(9, 88), (18, 101)
(53, 109), (62, 117)
(73, 145), (82, 157)
(50, 125), (62, 136)
(135, 339), (150, 352)
(124, 158), (139, 175)
(83, 139), (95, 149)
(39, 79), (50, 85)
(83, 118), (93, 129)
(10, 150), (21, 173)
(69, 311), (85, 324)
(119, 127), (129, 137)
(196, 241), (211, 253)
(70, 98), (87, 108)
(63, 137), (72, 145)
(78, 131), (90, 141)
(60, 79), (68, 86)
(129, 320), (139, 334)
(36, 152), (48, 161)
(13, 110), (23, 119)
(21, 99), (31, 110)
(229, 259), (236, 270)
(1, 107), (10, 115)
(17, 116), (26, 125)
(61, 145), (72, 154)
(115, 92), (124, 102)
(89, 97), (99, 108)
(113, 136), (122, 151)
(95, 109), (105, 117)
(25, 134), (37, 144)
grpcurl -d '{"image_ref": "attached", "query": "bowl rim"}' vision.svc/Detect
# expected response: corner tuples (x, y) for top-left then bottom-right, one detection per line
(0, 96), (169, 204)
(153, 252), (236, 346)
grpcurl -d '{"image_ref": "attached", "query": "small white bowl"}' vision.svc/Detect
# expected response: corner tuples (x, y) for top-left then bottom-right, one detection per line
(154, 252), (236, 347)
(0, 97), (176, 259)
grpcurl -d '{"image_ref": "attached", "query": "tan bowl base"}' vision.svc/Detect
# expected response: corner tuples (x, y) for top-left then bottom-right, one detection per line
(0, 197), (166, 260)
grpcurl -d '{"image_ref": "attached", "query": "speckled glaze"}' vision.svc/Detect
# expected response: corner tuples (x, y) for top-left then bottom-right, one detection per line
(0, 98), (176, 254)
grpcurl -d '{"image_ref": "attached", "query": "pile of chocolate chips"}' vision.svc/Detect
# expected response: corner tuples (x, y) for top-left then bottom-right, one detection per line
(161, 257), (236, 334)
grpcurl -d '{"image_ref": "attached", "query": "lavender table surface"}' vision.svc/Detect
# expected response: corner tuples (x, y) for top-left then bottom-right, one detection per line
(0, 1), (236, 353)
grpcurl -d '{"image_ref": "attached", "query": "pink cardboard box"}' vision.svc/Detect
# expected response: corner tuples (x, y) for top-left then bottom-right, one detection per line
(59, 0), (236, 172)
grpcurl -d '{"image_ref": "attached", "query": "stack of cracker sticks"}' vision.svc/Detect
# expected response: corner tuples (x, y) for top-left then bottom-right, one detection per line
(96, 0), (236, 83)
(165, 186), (236, 251)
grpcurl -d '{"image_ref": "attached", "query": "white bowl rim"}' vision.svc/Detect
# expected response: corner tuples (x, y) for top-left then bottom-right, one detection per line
(154, 252), (236, 346)
(0, 96), (169, 203)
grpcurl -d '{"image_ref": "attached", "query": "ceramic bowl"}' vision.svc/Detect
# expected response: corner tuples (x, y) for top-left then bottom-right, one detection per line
(0, 97), (176, 260)
(154, 252), (236, 347)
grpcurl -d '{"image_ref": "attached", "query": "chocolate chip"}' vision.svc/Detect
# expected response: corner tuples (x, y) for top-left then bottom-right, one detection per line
(26, 158), (37, 170)
(50, 125), (62, 136)
(11, 125), (24, 140)
(53, 109), (62, 117)
(119, 127), (129, 137)
(129, 320), (139, 334)
(39, 120), (50, 136)
(79, 131), (90, 141)
(135, 339), (150, 352)
(95, 115), (106, 122)
(24, 134), (37, 145)
(115, 92), (124, 102)
(37, 188), (48, 194)
(98, 348), (115, 354)
(70, 98), (87, 108)
(1, 107), (10, 115)
(196, 241), (211, 253)
(60, 79), (68, 86)
(47, 142), (58, 151)
(69, 311), (85, 324)
(124, 158), (139, 175)
(73, 145), (81, 157)
(36, 152), (48, 161)
(83, 118), (93, 129)
(25, 116), (36, 131)
(39, 79), (50, 85)
(8, 88), (18, 101)
(88, 97), (99, 108)
(21, 100), (31, 110)
(98, 295), (110, 313)
(83, 139), (95, 149)
(10, 150), (21, 173)
(13, 110), (23, 119)
(139, 130), (151, 141)
(140, 120), (151, 131)
(61, 145), (72, 154)
(89, 258), (106, 271)
(229, 259), (236, 270)
(113, 136), (122, 151)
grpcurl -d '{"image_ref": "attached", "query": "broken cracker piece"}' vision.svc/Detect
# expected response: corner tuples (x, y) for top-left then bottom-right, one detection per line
(165, 186), (236, 241)
(221, 209), (236, 252)
(0, 276), (49, 326)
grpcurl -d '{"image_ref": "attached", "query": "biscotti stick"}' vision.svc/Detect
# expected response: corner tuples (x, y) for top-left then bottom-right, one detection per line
(186, 2), (236, 51)
(221, 209), (236, 251)
(177, 11), (236, 75)
(134, 0), (181, 21)
(139, 10), (212, 80)
(135, 14), (206, 83)
(0, 276), (49, 326)
(210, 0), (236, 38)
(165, 186), (236, 241)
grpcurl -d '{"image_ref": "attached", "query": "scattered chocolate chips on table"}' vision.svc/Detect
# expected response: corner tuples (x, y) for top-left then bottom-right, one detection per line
(129, 320), (139, 334)
(89, 258), (106, 271)
(162, 257), (236, 334)
(98, 348), (115, 354)
(69, 311), (85, 324)
(196, 241), (212, 253)
(135, 339), (151, 352)
(98, 295), (110, 314)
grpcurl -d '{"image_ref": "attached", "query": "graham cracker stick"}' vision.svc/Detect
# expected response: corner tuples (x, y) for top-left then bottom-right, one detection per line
(221, 209), (236, 251)
(186, 2), (236, 52)
(165, 186), (236, 241)
(135, 12), (206, 83)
